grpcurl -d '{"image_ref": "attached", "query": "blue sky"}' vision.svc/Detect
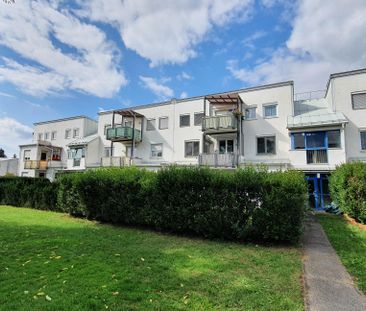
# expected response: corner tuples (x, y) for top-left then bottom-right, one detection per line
(1, 0), (366, 156)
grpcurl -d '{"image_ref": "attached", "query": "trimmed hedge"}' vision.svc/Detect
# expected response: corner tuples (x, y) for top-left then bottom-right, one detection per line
(0, 177), (59, 211)
(330, 162), (366, 224)
(57, 167), (307, 243)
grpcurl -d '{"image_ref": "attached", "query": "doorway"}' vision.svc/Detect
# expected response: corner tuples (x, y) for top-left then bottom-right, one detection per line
(305, 174), (330, 210)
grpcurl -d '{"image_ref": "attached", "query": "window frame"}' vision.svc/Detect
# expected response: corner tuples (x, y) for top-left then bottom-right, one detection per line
(184, 140), (200, 157)
(245, 106), (257, 120)
(146, 119), (156, 131)
(194, 112), (204, 126)
(44, 132), (49, 140)
(151, 143), (163, 158)
(290, 130), (341, 150)
(263, 103), (278, 119)
(351, 92), (366, 110)
(159, 117), (169, 130)
(360, 130), (366, 151)
(257, 135), (276, 155)
(73, 128), (80, 138)
(23, 150), (31, 161)
(179, 114), (190, 127)
(51, 131), (57, 140)
(65, 129), (71, 139)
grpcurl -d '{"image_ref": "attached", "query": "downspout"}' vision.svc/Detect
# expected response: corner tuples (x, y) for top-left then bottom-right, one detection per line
(111, 111), (115, 157)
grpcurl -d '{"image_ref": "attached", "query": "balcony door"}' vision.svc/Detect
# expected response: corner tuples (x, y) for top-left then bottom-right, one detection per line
(219, 139), (234, 154)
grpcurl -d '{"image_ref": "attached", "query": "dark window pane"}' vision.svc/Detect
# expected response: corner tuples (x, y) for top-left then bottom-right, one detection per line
(193, 142), (200, 156)
(185, 142), (193, 157)
(146, 119), (155, 131)
(219, 140), (226, 154)
(361, 132), (366, 150)
(257, 137), (265, 154)
(227, 140), (234, 153)
(306, 132), (326, 148)
(266, 137), (275, 154)
(180, 115), (190, 127)
(327, 130), (340, 148)
(293, 133), (305, 149)
(194, 113), (204, 126)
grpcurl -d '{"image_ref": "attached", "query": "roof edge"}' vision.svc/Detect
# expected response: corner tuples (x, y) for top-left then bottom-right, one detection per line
(34, 115), (97, 126)
(325, 67), (366, 97)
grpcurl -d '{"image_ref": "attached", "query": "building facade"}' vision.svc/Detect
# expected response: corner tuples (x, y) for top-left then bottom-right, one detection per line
(16, 68), (366, 209)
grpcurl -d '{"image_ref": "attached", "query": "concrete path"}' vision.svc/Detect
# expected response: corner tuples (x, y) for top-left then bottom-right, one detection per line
(302, 214), (366, 311)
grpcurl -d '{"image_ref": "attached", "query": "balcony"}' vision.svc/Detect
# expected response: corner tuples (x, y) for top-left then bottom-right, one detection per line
(101, 156), (131, 167)
(106, 126), (142, 142)
(306, 149), (328, 164)
(24, 160), (48, 170)
(199, 153), (236, 167)
(202, 115), (237, 133)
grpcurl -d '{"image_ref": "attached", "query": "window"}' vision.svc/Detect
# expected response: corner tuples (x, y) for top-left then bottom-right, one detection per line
(23, 150), (31, 160)
(185, 141), (200, 157)
(159, 117), (169, 130)
(194, 112), (204, 126)
(327, 130), (341, 148)
(38, 133), (43, 140)
(180, 114), (190, 127)
(257, 136), (276, 154)
(219, 139), (234, 154)
(73, 128), (80, 138)
(361, 131), (366, 150)
(151, 143), (163, 158)
(292, 133), (305, 149)
(65, 129), (71, 139)
(104, 124), (111, 135)
(263, 104), (278, 118)
(245, 107), (256, 120)
(146, 119), (155, 131)
(51, 131), (57, 140)
(44, 132), (49, 140)
(68, 147), (85, 159)
(352, 93), (366, 110)
(305, 132), (326, 149)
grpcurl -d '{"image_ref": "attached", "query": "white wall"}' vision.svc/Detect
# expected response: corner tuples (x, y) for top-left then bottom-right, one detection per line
(0, 158), (19, 176)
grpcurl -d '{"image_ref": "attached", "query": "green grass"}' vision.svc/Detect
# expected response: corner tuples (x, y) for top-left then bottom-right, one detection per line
(317, 214), (366, 293)
(0, 206), (303, 311)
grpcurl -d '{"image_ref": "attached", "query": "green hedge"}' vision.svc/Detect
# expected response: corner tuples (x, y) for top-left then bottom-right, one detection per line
(330, 162), (366, 223)
(0, 177), (59, 211)
(57, 167), (307, 243)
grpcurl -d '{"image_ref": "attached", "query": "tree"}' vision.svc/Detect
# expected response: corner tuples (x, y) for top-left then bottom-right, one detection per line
(0, 148), (7, 158)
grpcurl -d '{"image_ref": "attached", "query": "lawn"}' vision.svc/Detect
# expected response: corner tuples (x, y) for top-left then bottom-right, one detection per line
(0, 206), (303, 311)
(317, 214), (366, 294)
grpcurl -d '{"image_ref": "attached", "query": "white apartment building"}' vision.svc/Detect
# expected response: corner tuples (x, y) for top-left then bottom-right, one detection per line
(17, 68), (366, 210)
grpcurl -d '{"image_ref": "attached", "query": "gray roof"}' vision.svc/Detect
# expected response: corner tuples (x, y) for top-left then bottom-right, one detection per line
(288, 111), (348, 129)
(34, 115), (96, 126)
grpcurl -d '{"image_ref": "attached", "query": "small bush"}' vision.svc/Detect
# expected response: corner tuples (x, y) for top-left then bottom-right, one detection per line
(57, 167), (306, 243)
(330, 162), (366, 223)
(0, 177), (59, 211)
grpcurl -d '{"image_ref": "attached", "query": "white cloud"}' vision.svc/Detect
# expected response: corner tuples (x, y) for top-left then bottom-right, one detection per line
(0, 117), (33, 157)
(139, 76), (174, 99)
(0, 91), (15, 98)
(177, 71), (193, 81)
(180, 91), (188, 99)
(78, 0), (253, 66)
(227, 0), (366, 93)
(0, 1), (126, 97)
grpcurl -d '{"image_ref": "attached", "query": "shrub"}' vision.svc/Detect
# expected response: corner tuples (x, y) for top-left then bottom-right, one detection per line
(330, 162), (366, 223)
(57, 166), (306, 243)
(0, 176), (59, 211)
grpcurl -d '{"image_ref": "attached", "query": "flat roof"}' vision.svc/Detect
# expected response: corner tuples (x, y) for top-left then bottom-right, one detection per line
(98, 80), (293, 115)
(34, 115), (96, 126)
(325, 67), (366, 97)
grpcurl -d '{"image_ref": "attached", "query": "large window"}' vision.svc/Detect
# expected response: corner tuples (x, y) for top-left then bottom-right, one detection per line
(159, 117), (169, 130)
(194, 112), (204, 126)
(68, 147), (85, 159)
(245, 107), (256, 120)
(263, 104), (278, 118)
(146, 119), (155, 131)
(180, 114), (190, 127)
(257, 136), (276, 154)
(291, 130), (340, 150)
(361, 131), (366, 150)
(352, 93), (366, 110)
(151, 143), (163, 158)
(185, 141), (199, 157)
(219, 139), (234, 154)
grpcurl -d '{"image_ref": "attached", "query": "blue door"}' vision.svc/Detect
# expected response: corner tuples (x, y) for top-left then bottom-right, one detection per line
(306, 176), (320, 210)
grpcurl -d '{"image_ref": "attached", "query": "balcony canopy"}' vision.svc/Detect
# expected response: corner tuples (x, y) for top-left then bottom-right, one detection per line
(205, 92), (242, 105)
(67, 134), (98, 147)
(113, 109), (144, 118)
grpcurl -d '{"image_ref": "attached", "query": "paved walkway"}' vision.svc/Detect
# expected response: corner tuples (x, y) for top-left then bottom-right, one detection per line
(302, 214), (366, 311)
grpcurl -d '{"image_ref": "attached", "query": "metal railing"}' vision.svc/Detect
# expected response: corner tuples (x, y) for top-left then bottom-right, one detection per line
(202, 115), (237, 132)
(106, 126), (141, 141)
(24, 160), (48, 170)
(294, 90), (326, 101)
(306, 149), (328, 164)
(199, 153), (236, 167)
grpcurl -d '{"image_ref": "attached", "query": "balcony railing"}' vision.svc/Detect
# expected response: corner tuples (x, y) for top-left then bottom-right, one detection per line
(202, 115), (237, 132)
(306, 149), (328, 164)
(106, 126), (141, 142)
(24, 160), (48, 170)
(199, 153), (236, 167)
(101, 156), (131, 167)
